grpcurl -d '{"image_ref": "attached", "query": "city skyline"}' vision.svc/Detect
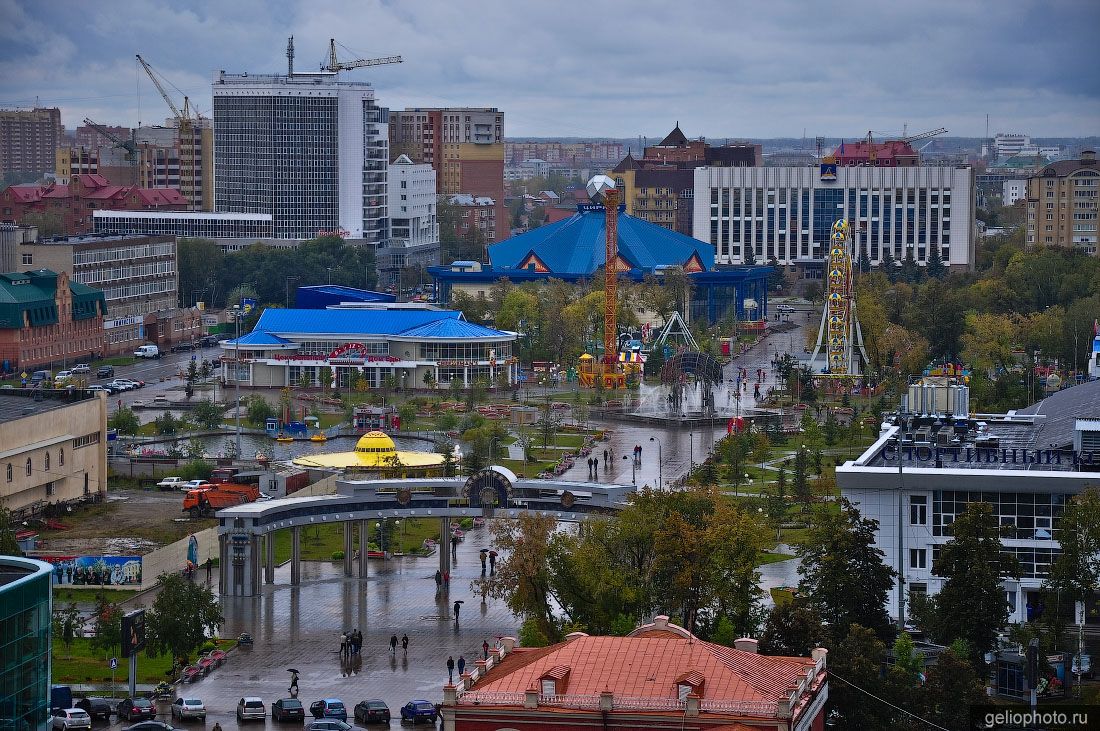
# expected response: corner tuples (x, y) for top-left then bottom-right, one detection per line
(1, 0), (1097, 138)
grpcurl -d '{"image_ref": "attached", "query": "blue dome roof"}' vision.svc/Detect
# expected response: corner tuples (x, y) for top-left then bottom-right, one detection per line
(488, 205), (714, 275)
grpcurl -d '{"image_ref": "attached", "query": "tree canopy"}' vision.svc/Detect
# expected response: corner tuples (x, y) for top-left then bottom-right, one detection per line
(145, 572), (223, 663)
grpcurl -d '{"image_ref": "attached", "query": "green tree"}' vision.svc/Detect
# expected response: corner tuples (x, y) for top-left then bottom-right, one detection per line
(1044, 488), (1100, 617)
(878, 248), (896, 282)
(435, 441), (457, 477)
(477, 513), (559, 641)
(191, 400), (224, 430)
(759, 600), (823, 657)
(108, 408), (140, 435)
(176, 238), (225, 308)
(918, 646), (987, 730)
(154, 412), (179, 436)
(0, 505), (21, 555)
(52, 602), (83, 658)
(245, 395), (276, 426)
(924, 502), (1021, 667)
(145, 572), (224, 663)
(826, 624), (900, 730)
(792, 447), (812, 508)
(891, 631), (924, 683)
(318, 366), (333, 392)
(89, 595), (122, 659)
(925, 242), (946, 279)
(797, 500), (896, 642)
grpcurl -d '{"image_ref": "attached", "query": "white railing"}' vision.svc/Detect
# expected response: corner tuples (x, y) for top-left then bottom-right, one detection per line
(456, 691), (780, 716)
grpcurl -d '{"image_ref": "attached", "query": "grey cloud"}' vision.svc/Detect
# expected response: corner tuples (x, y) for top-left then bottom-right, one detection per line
(0, 0), (1096, 137)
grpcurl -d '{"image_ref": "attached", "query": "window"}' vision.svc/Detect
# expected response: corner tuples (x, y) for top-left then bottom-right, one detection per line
(21, 253), (32, 265)
(26, 458), (32, 476)
(59, 448), (64, 467)
(677, 683), (693, 701)
(5, 463), (10, 482)
(910, 495), (927, 525)
(909, 548), (927, 569)
(540, 679), (555, 695)
(44, 452), (50, 471)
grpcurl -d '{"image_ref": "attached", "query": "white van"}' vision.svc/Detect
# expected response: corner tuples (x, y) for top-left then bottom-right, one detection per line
(134, 344), (161, 359)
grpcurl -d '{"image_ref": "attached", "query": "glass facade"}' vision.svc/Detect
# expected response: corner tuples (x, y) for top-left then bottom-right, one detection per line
(93, 212), (274, 239)
(0, 557), (52, 731)
(932, 490), (1069, 541)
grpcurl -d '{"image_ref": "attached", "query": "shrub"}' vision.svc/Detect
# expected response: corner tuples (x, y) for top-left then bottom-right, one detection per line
(518, 618), (549, 648)
(459, 518), (474, 530)
(331, 551), (345, 561)
(199, 641), (216, 654)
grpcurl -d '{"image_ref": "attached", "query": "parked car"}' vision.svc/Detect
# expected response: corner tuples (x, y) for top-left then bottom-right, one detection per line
(775, 304), (796, 313)
(121, 723), (175, 731)
(75, 697), (112, 721)
(86, 385), (108, 394)
(309, 700), (346, 721)
(236, 697), (266, 722)
(134, 344), (161, 359)
(306, 721), (351, 731)
(55, 370), (74, 382)
(51, 709), (92, 730)
(272, 698), (305, 722)
(170, 698), (205, 722)
(157, 477), (185, 490)
(180, 480), (211, 491)
(108, 380), (135, 392)
(71, 364), (91, 374)
(236, 632), (254, 647)
(353, 699), (390, 724)
(96, 365), (115, 378)
(400, 700), (437, 724)
(117, 698), (156, 722)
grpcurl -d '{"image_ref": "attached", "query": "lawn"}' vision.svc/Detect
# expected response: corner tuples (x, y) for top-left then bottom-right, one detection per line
(93, 356), (138, 368)
(497, 458), (556, 477)
(757, 552), (796, 566)
(52, 638), (174, 685)
(53, 588), (142, 605)
(270, 518), (445, 564)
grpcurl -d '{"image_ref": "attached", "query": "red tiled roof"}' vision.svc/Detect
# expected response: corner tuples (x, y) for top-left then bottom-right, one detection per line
(4, 186), (43, 203)
(83, 185), (129, 200)
(75, 173), (113, 188)
(470, 635), (813, 704)
(131, 188), (188, 206)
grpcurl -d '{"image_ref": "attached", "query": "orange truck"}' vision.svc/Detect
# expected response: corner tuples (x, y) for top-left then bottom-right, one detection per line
(182, 483), (260, 518)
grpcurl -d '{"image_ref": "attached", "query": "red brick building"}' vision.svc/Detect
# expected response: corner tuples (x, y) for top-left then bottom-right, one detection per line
(442, 616), (828, 731)
(0, 174), (187, 236)
(0, 269), (106, 374)
(831, 139), (919, 167)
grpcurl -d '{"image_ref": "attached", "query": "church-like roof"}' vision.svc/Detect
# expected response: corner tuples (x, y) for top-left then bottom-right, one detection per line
(657, 124), (689, 147)
(487, 204), (714, 276)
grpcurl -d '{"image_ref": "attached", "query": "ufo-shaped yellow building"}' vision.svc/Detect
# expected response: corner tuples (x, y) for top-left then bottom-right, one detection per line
(291, 431), (446, 473)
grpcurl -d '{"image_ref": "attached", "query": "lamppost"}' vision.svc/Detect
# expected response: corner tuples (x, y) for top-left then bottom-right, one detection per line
(621, 454), (636, 485)
(233, 304), (242, 457)
(394, 519), (402, 554)
(376, 521), (384, 555)
(285, 276), (299, 308)
(649, 436), (663, 489)
(893, 434), (905, 631)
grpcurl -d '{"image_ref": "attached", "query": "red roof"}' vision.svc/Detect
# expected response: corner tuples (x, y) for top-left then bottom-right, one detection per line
(131, 188), (188, 206)
(75, 173), (112, 188)
(833, 139), (917, 162)
(469, 635), (814, 704)
(4, 186), (43, 203)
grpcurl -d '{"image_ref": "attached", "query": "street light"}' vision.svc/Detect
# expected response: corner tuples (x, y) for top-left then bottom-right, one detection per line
(375, 521), (383, 555)
(622, 454), (636, 485)
(649, 436), (663, 489)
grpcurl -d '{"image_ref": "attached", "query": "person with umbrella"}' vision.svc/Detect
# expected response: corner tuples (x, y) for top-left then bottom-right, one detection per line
(287, 668), (300, 697)
(488, 550), (498, 574)
(479, 548), (488, 573)
(453, 599), (464, 626)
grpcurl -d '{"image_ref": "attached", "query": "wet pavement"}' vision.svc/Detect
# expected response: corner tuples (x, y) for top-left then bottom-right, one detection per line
(98, 531), (516, 728)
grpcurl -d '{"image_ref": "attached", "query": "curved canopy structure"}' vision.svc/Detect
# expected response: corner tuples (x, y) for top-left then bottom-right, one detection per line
(660, 351), (724, 385)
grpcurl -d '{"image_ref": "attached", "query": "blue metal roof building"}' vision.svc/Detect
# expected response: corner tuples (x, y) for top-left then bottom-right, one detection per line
(428, 203), (772, 324)
(294, 285), (396, 310)
(220, 306), (517, 391)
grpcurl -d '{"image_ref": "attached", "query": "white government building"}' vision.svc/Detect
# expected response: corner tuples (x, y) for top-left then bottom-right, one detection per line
(836, 380), (1100, 627)
(692, 165), (975, 275)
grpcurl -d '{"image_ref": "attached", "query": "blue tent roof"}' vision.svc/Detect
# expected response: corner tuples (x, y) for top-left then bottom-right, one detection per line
(247, 308), (461, 336)
(394, 319), (510, 339)
(487, 205), (715, 275)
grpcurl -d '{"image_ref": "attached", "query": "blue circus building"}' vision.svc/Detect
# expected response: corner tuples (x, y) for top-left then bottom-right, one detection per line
(428, 202), (773, 325)
(220, 307), (518, 390)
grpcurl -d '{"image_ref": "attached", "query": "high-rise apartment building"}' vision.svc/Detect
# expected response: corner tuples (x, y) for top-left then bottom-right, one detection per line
(135, 121), (215, 211)
(693, 164), (975, 275)
(0, 108), (64, 178)
(377, 155), (440, 285)
(212, 70), (389, 242)
(1026, 151), (1099, 255)
(389, 108), (505, 242)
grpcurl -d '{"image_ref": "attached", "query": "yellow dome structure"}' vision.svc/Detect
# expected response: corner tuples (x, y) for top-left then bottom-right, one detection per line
(291, 430), (446, 472)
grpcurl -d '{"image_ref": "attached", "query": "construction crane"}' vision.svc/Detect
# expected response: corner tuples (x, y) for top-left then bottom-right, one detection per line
(135, 54), (199, 210)
(82, 118), (138, 171)
(321, 38), (402, 72)
(900, 127), (948, 144)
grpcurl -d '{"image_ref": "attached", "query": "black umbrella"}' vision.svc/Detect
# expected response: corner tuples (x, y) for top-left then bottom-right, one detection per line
(479, 548), (489, 553)
(287, 668), (300, 674)
(454, 600), (465, 605)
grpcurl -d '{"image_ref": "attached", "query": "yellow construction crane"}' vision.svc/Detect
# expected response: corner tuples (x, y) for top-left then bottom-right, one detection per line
(321, 38), (402, 72)
(135, 54), (199, 211)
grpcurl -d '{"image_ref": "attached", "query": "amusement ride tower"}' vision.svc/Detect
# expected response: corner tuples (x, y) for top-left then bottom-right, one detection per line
(808, 219), (869, 377)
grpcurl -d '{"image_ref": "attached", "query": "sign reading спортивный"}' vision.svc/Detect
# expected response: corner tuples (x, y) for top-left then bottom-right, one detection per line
(882, 444), (1097, 468)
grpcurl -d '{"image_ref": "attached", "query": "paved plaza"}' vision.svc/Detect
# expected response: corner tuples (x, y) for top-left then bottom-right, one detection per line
(109, 533), (518, 728)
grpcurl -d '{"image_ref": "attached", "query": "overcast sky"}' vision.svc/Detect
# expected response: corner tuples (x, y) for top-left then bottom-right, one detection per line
(1, 0), (1097, 139)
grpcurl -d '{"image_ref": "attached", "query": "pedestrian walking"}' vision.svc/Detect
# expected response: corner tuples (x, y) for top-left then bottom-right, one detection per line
(353, 629), (362, 654)
(205, 557), (212, 580)
(447, 655), (455, 683)
(453, 599), (463, 625)
(435, 569), (443, 589)
(212, 723), (223, 731)
(482, 639), (490, 660)
(479, 550), (487, 573)
(488, 551), (497, 573)
(389, 634), (398, 656)
(443, 570), (450, 585)
(340, 633), (347, 657)
(401, 633), (409, 657)
(451, 534), (459, 559)
(458, 655), (466, 676)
